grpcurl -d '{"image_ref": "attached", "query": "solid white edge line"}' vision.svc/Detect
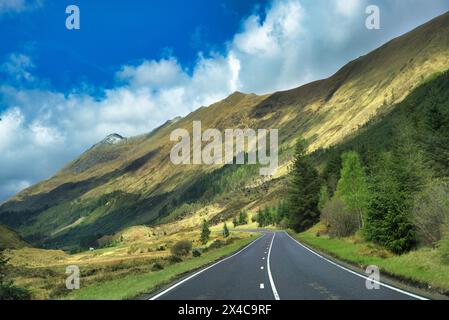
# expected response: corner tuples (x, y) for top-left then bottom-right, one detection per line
(149, 233), (265, 300)
(283, 231), (429, 301)
(267, 232), (280, 300)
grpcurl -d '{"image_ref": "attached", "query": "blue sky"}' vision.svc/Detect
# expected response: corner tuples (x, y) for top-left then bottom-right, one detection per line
(0, 0), (267, 93)
(0, 0), (448, 201)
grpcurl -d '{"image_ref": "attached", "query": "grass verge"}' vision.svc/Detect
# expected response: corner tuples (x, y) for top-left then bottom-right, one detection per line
(291, 224), (449, 296)
(64, 235), (259, 300)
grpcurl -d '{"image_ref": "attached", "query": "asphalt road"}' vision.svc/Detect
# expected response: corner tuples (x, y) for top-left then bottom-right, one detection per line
(150, 231), (427, 300)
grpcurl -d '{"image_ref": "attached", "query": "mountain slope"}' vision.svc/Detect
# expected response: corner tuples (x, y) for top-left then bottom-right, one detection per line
(1, 12), (449, 249)
(0, 224), (28, 249)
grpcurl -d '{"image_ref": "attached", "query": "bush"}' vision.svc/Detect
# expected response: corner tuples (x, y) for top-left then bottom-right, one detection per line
(321, 197), (359, 238)
(0, 285), (31, 300)
(151, 262), (164, 271)
(192, 248), (202, 257)
(170, 240), (192, 257)
(168, 255), (183, 264)
(208, 240), (224, 250)
(412, 180), (449, 246)
(438, 234), (449, 265)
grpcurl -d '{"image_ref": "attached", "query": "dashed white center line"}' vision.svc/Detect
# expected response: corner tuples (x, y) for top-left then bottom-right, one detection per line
(260, 283), (265, 289)
(261, 266), (264, 270)
(262, 257), (265, 260)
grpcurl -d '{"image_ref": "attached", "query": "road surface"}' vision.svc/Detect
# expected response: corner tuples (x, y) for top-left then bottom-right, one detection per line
(149, 231), (427, 300)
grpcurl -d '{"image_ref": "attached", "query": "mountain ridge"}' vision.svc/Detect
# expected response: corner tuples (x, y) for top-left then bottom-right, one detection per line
(1, 12), (449, 249)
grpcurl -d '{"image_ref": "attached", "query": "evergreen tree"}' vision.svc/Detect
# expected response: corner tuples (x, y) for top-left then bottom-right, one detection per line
(232, 216), (238, 228)
(365, 153), (416, 254)
(287, 139), (321, 232)
(238, 211), (248, 225)
(223, 223), (230, 238)
(336, 151), (370, 228)
(200, 220), (211, 245)
(256, 208), (263, 227)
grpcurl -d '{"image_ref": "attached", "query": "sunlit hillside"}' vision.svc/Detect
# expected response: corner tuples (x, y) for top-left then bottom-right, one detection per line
(1, 12), (449, 250)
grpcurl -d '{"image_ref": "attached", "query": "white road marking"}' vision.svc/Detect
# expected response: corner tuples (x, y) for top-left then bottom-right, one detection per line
(149, 234), (265, 300)
(262, 257), (265, 260)
(260, 283), (265, 289)
(267, 232), (280, 300)
(261, 266), (264, 270)
(283, 231), (429, 301)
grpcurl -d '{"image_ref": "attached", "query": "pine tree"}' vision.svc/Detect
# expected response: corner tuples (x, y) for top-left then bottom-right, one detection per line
(200, 220), (211, 245)
(365, 152), (416, 254)
(238, 211), (248, 225)
(336, 151), (370, 229)
(223, 223), (230, 238)
(287, 139), (321, 232)
(232, 216), (238, 228)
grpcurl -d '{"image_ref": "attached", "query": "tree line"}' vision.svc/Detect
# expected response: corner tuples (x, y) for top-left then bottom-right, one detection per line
(283, 70), (449, 256)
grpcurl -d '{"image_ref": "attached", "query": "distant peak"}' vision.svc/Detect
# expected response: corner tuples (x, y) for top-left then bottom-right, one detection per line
(100, 133), (126, 145)
(229, 91), (245, 97)
(222, 91), (247, 104)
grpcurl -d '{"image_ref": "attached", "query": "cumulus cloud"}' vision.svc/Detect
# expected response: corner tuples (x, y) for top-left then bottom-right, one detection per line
(1, 0), (449, 200)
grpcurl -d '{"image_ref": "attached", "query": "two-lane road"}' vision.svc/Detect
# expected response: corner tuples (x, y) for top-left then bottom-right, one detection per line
(150, 231), (427, 300)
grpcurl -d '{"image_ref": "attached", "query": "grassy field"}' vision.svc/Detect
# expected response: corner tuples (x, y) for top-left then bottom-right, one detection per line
(64, 235), (259, 300)
(6, 213), (256, 300)
(292, 224), (449, 295)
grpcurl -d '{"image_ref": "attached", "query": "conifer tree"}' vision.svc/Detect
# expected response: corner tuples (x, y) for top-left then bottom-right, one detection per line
(287, 139), (321, 232)
(200, 220), (211, 244)
(223, 223), (230, 238)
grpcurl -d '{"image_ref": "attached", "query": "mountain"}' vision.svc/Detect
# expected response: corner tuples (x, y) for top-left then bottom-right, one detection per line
(1, 12), (449, 249)
(0, 224), (28, 249)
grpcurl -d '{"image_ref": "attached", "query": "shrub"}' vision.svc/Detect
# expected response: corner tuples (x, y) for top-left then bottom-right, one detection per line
(151, 262), (164, 271)
(411, 180), (449, 246)
(168, 255), (183, 264)
(438, 234), (449, 265)
(0, 285), (31, 300)
(208, 240), (224, 250)
(0, 249), (31, 300)
(171, 240), (192, 257)
(321, 197), (359, 238)
(192, 248), (202, 257)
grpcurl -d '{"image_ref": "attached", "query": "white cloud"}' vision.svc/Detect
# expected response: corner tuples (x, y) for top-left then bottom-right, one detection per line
(333, 0), (361, 17)
(0, 0), (42, 14)
(1, 53), (35, 82)
(1, 0), (449, 200)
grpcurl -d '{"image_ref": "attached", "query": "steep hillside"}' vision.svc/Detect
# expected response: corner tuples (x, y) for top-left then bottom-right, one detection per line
(0, 224), (28, 249)
(1, 12), (449, 249)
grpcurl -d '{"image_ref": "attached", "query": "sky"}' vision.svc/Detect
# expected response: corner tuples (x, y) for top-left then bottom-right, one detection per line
(0, 0), (448, 201)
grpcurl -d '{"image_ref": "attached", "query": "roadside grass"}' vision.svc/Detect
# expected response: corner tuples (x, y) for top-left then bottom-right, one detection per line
(292, 224), (449, 295)
(64, 235), (259, 300)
